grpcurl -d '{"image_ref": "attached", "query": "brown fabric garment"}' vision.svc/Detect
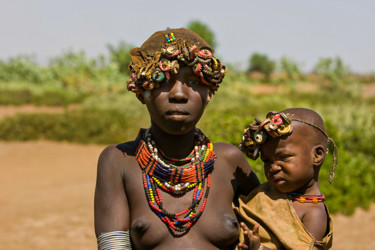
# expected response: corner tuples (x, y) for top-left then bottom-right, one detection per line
(234, 183), (333, 250)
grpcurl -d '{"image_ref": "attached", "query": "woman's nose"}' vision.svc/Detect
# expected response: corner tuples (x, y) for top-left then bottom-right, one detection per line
(168, 80), (188, 103)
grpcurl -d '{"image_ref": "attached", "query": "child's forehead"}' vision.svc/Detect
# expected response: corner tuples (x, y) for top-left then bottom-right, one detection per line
(291, 121), (319, 138)
(262, 127), (308, 151)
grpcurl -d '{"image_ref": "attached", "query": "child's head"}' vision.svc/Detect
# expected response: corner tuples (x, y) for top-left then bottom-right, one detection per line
(240, 108), (338, 193)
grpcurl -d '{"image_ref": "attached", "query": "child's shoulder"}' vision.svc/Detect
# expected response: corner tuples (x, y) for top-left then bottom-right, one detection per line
(295, 201), (329, 241)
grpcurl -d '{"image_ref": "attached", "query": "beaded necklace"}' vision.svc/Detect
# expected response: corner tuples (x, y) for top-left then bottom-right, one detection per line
(289, 192), (326, 204)
(136, 128), (215, 184)
(135, 128), (216, 236)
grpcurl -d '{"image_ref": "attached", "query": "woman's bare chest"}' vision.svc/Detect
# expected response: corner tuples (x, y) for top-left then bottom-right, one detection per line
(124, 164), (240, 249)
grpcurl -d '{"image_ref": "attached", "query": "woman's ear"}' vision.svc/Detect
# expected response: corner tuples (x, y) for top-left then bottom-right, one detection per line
(313, 145), (326, 167)
(137, 93), (145, 104)
(206, 91), (213, 103)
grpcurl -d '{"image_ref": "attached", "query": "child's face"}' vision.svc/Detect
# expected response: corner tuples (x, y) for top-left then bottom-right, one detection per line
(260, 125), (316, 193)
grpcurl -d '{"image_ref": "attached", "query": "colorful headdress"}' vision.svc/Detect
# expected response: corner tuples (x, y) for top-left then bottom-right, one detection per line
(240, 111), (338, 183)
(126, 28), (227, 96)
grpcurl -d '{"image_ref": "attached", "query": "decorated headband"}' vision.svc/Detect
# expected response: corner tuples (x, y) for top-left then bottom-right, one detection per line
(239, 111), (338, 183)
(126, 31), (227, 95)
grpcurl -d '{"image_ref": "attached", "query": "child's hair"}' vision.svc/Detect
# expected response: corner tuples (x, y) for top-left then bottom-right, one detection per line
(239, 108), (338, 184)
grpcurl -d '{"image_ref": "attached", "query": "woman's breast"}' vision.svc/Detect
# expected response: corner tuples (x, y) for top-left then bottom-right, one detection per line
(130, 206), (240, 249)
(197, 210), (240, 248)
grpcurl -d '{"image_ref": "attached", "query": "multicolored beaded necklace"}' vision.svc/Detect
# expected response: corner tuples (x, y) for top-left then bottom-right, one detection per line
(135, 128), (216, 236)
(289, 192), (326, 204)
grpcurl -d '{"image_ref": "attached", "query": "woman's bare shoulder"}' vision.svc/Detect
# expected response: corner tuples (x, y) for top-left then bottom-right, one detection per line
(97, 140), (138, 173)
(212, 142), (260, 197)
(213, 142), (244, 159)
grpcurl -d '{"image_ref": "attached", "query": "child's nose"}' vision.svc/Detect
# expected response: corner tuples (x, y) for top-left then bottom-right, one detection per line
(168, 80), (188, 103)
(269, 163), (282, 173)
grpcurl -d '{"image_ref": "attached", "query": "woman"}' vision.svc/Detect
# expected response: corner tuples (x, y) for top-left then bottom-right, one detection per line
(94, 28), (259, 249)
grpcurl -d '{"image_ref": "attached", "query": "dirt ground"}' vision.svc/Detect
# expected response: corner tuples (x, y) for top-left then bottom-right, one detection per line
(1, 141), (374, 250)
(0, 104), (374, 249)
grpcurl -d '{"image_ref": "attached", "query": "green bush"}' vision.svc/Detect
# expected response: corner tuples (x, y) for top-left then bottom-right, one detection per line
(0, 83), (88, 106)
(320, 149), (375, 215)
(0, 56), (53, 84)
(187, 20), (217, 49)
(0, 108), (149, 144)
(313, 57), (351, 87)
(279, 56), (302, 86)
(248, 53), (276, 81)
(107, 41), (134, 75)
(0, 88), (33, 105)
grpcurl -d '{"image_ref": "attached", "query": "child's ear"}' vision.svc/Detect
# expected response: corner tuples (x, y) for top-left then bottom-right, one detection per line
(313, 145), (326, 167)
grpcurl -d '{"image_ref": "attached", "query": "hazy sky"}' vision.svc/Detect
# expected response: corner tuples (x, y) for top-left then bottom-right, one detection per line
(1, 0), (374, 73)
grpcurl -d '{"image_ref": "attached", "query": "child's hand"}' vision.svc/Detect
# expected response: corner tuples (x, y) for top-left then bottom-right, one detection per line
(238, 222), (261, 250)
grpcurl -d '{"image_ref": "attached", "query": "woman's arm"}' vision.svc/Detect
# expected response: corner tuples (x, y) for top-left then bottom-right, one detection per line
(232, 147), (260, 200)
(94, 145), (130, 237)
(213, 142), (260, 202)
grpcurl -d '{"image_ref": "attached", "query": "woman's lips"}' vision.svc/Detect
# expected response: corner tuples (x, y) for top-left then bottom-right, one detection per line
(166, 110), (189, 115)
(166, 110), (189, 120)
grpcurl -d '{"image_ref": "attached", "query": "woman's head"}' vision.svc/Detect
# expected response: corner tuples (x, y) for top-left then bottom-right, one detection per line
(142, 66), (212, 135)
(127, 28), (227, 135)
(126, 28), (227, 98)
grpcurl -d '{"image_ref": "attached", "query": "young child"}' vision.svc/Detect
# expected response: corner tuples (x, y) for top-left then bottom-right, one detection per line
(235, 108), (338, 250)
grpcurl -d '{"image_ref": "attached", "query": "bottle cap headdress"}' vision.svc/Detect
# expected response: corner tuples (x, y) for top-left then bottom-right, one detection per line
(126, 28), (227, 96)
(240, 111), (338, 183)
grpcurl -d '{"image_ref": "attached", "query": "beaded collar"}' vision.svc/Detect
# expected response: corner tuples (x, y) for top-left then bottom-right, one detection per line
(135, 128), (216, 236)
(289, 192), (326, 204)
(136, 128), (215, 184)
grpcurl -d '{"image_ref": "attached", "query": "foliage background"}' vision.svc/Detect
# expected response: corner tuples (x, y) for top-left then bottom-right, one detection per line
(0, 22), (374, 215)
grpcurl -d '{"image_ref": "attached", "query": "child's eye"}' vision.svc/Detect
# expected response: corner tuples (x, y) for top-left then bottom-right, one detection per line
(280, 155), (293, 161)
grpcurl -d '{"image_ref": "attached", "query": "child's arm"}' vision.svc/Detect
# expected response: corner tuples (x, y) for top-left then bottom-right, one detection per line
(238, 222), (266, 250)
(301, 205), (328, 241)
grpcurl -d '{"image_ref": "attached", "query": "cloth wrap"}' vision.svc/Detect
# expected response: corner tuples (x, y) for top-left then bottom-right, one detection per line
(234, 183), (333, 250)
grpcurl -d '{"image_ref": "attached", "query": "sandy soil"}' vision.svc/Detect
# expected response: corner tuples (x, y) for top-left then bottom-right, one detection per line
(0, 140), (374, 250)
(0, 141), (101, 249)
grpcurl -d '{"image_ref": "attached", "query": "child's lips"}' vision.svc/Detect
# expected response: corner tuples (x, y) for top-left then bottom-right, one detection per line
(271, 175), (284, 183)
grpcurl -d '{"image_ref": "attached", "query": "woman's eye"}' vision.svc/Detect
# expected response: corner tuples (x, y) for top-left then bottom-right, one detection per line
(189, 79), (199, 85)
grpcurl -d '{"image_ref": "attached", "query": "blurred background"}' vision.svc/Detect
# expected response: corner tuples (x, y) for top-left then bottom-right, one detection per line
(0, 1), (374, 249)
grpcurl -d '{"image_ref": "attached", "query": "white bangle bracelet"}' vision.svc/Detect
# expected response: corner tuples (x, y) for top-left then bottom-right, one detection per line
(97, 230), (131, 250)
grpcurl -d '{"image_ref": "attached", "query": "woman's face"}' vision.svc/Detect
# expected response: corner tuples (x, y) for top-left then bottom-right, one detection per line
(142, 66), (211, 135)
